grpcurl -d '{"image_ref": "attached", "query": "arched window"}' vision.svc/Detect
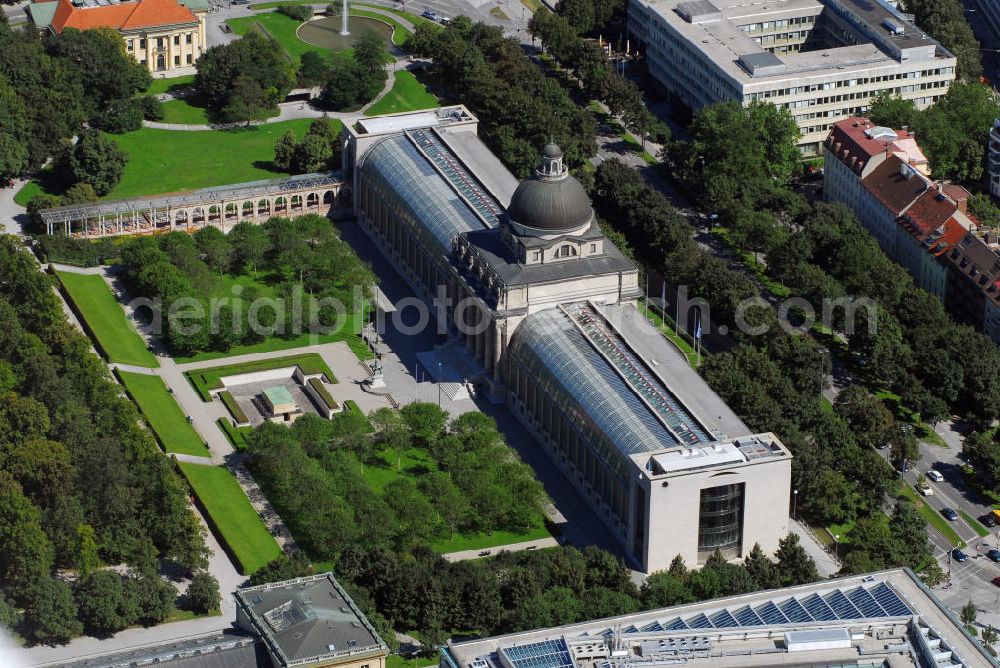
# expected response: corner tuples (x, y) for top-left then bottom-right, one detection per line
(555, 244), (577, 258)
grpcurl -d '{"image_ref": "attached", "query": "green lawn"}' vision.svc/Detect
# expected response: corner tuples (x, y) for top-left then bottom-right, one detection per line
(898, 483), (964, 547)
(147, 74), (196, 96)
(175, 321), (368, 366)
(228, 12), (326, 65)
(364, 70), (438, 116)
(105, 120), (324, 200)
(178, 463), (283, 574)
(55, 271), (158, 367)
(826, 520), (856, 546)
(431, 522), (554, 553)
(387, 655), (438, 668)
(185, 352), (337, 401)
(117, 371), (211, 457)
(520, 0), (544, 10)
(160, 98), (212, 125)
(14, 179), (44, 207)
(362, 446), (439, 492)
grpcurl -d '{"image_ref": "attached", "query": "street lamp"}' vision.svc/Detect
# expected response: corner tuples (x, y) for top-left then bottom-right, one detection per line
(437, 360), (442, 408)
(793, 489), (798, 520)
(833, 534), (840, 560)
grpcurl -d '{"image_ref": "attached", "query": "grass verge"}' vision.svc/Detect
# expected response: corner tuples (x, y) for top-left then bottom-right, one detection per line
(959, 509), (990, 538)
(147, 74), (196, 96)
(184, 353), (336, 401)
(639, 297), (699, 366)
(117, 371), (210, 457)
(898, 483), (964, 547)
(432, 523), (554, 553)
(55, 271), (158, 367)
(177, 463), (282, 574)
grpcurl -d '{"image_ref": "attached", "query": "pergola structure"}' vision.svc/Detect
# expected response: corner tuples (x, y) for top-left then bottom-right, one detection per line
(40, 171), (344, 238)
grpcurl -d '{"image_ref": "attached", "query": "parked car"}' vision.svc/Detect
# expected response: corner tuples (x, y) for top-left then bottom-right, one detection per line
(987, 549), (1000, 562)
(918, 483), (933, 496)
(993, 575), (1000, 588)
(439, 16), (451, 24)
(926, 469), (944, 482)
(421, 9), (437, 20)
(983, 513), (998, 528)
(951, 548), (968, 562)
(941, 507), (959, 521)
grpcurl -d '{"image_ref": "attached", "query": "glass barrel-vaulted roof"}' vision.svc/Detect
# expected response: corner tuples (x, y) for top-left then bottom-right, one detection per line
(358, 134), (493, 252)
(507, 307), (691, 465)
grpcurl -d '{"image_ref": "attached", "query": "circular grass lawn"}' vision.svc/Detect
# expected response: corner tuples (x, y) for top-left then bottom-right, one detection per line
(297, 16), (394, 51)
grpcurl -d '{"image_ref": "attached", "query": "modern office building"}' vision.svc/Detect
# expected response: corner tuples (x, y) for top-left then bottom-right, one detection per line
(989, 119), (1000, 200)
(28, 0), (207, 73)
(627, 0), (956, 153)
(342, 107), (792, 572)
(442, 568), (998, 668)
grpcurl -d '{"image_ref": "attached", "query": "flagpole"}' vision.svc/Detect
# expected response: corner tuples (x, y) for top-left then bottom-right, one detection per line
(644, 273), (649, 318)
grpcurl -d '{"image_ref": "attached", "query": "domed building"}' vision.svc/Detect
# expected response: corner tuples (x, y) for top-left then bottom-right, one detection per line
(344, 107), (791, 574)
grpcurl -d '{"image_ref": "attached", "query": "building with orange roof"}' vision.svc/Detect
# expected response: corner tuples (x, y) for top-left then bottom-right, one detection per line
(29, 0), (208, 74)
(823, 118), (1000, 343)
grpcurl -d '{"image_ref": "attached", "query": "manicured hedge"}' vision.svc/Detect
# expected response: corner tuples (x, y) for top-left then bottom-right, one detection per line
(185, 353), (336, 401)
(217, 417), (252, 452)
(219, 390), (249, 425)
(308, 377), (339, 411)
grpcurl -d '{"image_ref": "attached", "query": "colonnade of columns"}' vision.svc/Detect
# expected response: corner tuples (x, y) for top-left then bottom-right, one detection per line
(45, 187), (340, 238)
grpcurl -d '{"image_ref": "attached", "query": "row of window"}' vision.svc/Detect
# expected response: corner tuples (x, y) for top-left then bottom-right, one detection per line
(739, 15), (816, 32)
(127, 32), (195, 51)
(139, 54), (194, 68)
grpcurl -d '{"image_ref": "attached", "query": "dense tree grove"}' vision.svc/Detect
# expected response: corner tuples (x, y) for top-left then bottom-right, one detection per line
(194, 32), (295, 123)
(320, 31), (388, 110)
(0, 236), (208, 643)
(118, 214), (374, 356)
(766, 201), (1000, 423)
(0, 24), (144, 188)
(406, 17), (596, 176)
(592, 159), (773, 341)
(900, 0), (982, 82)
(246, 407), (549, 560)
(555, 0), (626, 35)
(868, 83), (1000, 185)
(273, 117), (340, 174)
(528, 8), (667, 144)
(252, 536), (815, 645)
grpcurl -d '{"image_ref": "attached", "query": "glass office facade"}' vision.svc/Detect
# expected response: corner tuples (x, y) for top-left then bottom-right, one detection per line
(698, 483), (745, 559)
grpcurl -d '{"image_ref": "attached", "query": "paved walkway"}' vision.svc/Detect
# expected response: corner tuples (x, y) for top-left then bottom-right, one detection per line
(441, 536), (560, 562)
(788, 518), (840, 579)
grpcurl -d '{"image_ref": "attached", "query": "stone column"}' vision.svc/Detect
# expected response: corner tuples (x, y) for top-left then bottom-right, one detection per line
(341, 0), (349, 35)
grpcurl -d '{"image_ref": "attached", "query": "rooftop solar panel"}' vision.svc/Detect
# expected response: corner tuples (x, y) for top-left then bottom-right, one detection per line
(824, 589), (862, 620)
(684, 613), (713, 629)
(870, 583), (911, 617)
(663, 618), (688, 631)
(755, 601), (789, 625)
(801, 593), (838, 622)
(709, 609), (738, 628)
(640, 622), (664, 632)
(778, 597), (812, 623)
(733, 605), (765, 626)
(846, 587), (885, 618)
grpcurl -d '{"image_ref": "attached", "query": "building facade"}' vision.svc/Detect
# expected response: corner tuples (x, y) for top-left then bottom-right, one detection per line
(343, 107), (792, 572)
(29, 0), (207, 73)
(823, 117), (1000, 342)
(989, 119), (1000, 201)
(627, 0), (956, 153)
(442, 569), (998, 668)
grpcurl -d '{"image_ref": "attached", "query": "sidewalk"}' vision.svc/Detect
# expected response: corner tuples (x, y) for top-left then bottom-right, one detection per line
(789, 518), (840, 578)
(441, 537), (560, 562)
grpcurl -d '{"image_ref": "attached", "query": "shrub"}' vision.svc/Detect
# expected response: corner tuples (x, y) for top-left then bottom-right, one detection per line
(93, 98), (144, 133)
(278, 4), (314, 21)
(137, 94), (164, 121)
(308, 377), (339, 410)
(219, 391), (249, 425)
(183, 571), (220, 614)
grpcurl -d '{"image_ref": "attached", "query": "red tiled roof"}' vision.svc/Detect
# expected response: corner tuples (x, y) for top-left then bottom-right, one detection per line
(861, 155), (929, 216)
(901, 189), (958, 238)
(825, 117), (917, 175)
(50, 0), (196, 33)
